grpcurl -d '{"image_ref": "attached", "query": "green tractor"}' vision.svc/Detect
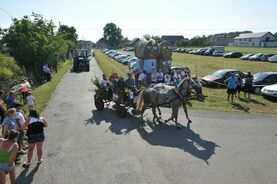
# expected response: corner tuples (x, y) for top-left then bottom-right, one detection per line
(72, 49), (91, 72)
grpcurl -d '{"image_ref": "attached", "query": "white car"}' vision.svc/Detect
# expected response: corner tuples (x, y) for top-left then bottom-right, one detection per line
(261, 84), (277, 98)
(268, 55), (277, 63)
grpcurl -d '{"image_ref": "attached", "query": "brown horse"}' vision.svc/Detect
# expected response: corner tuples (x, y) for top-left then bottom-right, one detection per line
(136, 76), (203, 128)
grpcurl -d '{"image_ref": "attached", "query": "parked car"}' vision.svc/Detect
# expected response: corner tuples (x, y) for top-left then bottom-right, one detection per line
(189, 50), (198, 54)
(261, 54), (275, 62)
(196, 48), (208, 55)
(201, 69), (245, 87)
(223, 52), (243, 58)
(204, 48), (215, 56)
(249, 53), (264, 61)
(261, 84), (277, 98)
(268, 55), (277, 63)
(212, 51), (224, 57)
(240, 53), (255, 60)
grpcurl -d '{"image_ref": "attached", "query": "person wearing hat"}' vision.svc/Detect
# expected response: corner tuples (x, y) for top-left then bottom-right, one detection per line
(13, 102), (26, 155)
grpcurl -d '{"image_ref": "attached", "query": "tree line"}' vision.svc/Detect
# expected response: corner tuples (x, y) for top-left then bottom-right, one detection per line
(0, 13), (78, 92)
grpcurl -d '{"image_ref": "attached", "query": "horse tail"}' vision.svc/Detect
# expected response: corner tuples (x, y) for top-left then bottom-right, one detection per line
(136, 89), (145, 112)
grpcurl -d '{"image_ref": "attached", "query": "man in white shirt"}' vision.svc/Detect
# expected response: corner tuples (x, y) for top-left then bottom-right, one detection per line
(138, 70), (146, 88)
(164, 73), (171, 85)
(100, 74), (109, 89)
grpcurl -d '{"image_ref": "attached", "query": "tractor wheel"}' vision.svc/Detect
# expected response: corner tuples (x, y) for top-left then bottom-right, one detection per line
(95, 98), (104, 111)
(116, 106), (127, 118)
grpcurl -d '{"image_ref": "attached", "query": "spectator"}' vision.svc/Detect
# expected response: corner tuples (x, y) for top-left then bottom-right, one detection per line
(156, 69), (164, 83)
(224, 73), (237, 103)
(43, 64), (51, 82)
(26, 91), (35, 110)
(164, 73), (171, 85)
(14, 102), (27, 155)
(21, 79), (31, 104)
(125, 73), (136, 91)
(173, 70), (182, 87)
(6, 91), (16, 109)
(0, 130), (19, 184)
(1, 108), (17, 139)
(0, 90), (7, 124)
(23, 110), (48, 167)
(244, 71), (253, 99)
(138, 70), (147, 88)
(151, 70), (157, 84)
(235, 73), (242, 98)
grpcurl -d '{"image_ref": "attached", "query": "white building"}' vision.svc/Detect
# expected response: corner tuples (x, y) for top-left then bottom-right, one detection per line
(234, 32), (277, 47)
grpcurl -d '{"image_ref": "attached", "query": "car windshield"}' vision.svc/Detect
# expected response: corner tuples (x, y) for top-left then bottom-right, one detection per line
(211, 70), (229, 77)
(254, 53), (262, 57)
(253, 72), (268, 81)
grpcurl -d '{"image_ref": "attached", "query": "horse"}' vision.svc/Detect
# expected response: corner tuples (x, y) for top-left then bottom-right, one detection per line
(135, 76), (203, 128)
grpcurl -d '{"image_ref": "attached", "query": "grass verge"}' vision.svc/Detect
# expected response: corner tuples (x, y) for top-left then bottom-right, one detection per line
(22, 60), (71, 113)
(94, 49), (128, 77)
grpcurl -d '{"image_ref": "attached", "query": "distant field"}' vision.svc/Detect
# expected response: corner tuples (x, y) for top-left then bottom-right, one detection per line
(225, 46), (277, 54)
(172, 53), (277, 77)
(95, 49), (277, 114)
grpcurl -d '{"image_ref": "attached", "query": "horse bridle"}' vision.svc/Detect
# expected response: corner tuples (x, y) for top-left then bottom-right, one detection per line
(176, 77), (201, 101)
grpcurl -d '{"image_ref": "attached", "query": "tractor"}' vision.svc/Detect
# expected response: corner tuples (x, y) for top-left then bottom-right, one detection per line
(72, 49), (91, 72)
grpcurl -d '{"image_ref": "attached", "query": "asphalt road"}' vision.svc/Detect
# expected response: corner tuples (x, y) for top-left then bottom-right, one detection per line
(16, 58), (277, 184)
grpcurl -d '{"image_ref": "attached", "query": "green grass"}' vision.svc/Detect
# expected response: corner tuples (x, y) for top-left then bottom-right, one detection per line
(225, 46), (277, 54)
(22, 61), (72, 113)
(96, 49), (277, 115)
(95, 49), (128, 77)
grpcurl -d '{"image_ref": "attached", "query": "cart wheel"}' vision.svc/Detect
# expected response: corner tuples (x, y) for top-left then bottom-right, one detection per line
(116, 106), (127, 118)
(95, 98), (104, 111)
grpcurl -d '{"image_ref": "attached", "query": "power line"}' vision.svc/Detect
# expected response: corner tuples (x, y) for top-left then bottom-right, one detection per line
(0, 7), (14, 18)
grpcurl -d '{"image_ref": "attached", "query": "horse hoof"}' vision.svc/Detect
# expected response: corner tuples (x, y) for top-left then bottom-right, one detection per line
(177, 126), (181, 129)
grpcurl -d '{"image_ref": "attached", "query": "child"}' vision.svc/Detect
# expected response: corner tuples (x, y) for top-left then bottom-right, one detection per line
(26, 91), (35, 110)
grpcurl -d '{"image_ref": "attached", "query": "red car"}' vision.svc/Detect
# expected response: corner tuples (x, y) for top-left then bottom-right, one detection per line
(201, 69), (245, 87)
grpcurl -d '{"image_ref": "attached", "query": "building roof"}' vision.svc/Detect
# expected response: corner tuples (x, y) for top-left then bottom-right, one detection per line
(234, 32), (271, 39)
(161, 35), (185, 42)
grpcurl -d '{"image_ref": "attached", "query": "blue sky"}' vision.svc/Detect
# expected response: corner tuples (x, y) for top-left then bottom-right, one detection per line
(0, 0), (276, 42)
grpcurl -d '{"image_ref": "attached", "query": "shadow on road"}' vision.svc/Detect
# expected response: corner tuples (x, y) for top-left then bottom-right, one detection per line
(87, 108), (220, 164)
(16, 164), (40, 183)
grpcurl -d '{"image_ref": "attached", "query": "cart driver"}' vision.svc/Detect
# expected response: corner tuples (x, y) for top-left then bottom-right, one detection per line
(125, 72), (137, 92)
(100, 74), (113, 100)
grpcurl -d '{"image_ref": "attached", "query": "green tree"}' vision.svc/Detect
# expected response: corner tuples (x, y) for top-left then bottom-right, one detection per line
(0, 54), (22, 93)
(1, 13), (68, 82)
(58, 24), (78, 56)
(103, 23), (123, 48)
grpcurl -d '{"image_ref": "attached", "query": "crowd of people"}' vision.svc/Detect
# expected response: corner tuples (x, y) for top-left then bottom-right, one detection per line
(0, 80), (47, 184)
(98, 66), (191, 104)
(225, 72), (254, 103)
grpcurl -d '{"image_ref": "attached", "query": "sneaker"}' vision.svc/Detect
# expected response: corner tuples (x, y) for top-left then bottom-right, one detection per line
(22, 162), (31, 167)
